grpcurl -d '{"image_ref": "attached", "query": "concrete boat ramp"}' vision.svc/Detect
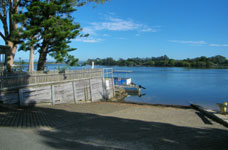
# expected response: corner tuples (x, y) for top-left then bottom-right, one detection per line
(1, 102), (228, 150)
(191, 104), (228, 127)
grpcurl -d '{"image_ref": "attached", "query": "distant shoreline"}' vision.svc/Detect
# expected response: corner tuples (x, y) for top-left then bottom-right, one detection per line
(84, 55), (228, 69)
(15, 63), (228, 69)
(14, 55), (228, 69)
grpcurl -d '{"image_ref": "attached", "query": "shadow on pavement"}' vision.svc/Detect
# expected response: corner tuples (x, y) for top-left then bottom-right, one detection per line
(0, 105), (228, 150)
(195, 112), (213, 125)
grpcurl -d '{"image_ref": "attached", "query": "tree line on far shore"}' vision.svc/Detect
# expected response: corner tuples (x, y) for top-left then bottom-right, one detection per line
(83, 55), (228, 68)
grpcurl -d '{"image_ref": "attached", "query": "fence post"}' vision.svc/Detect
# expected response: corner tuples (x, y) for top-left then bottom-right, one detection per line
(72, 81), (77, 104)
(84, 80), (87, 101)
(111, 69), (115, 97)
(51, 85), (55, 105)
(102, 69), (107, 100)
(89, 79), (93, 102)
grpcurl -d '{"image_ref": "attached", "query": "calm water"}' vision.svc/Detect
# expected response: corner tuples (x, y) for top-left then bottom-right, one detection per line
(109, 66), (228, 110)
(24, 64), (228, 110)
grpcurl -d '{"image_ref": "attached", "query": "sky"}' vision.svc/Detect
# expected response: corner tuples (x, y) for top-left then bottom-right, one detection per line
(1, 0), (228, 61)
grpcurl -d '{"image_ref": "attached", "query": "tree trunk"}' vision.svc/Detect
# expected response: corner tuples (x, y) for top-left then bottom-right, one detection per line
(6, 40), (17, 72)
(37, 52), (47, 71)
(37, 42), (48, 71)
(29, 45), (34, 72)
(2, 0), (19, 72)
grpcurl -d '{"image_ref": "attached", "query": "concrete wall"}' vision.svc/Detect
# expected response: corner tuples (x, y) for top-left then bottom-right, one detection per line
(18, 78), (114, 106)
(0, 89), (19, 104)
(0, 69), (115, 106)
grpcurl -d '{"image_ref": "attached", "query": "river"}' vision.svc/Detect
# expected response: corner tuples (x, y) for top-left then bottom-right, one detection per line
(110, 66), (228, 110)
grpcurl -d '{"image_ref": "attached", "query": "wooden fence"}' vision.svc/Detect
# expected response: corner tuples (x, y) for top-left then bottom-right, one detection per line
(0, 69), (115, 105)
(0, 69), (103, 89)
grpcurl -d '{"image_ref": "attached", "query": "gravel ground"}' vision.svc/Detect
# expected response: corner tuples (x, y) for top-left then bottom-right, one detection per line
(0, 102), (228, 150)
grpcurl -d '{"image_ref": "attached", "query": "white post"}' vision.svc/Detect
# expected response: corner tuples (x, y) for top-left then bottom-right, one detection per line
(91, 61), (94, 69)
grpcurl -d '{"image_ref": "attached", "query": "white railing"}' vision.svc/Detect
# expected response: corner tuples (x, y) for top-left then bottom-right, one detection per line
(103, 68), (114, 78)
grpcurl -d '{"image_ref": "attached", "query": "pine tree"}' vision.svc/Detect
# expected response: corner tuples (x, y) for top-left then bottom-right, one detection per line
(13, 0), (107, 71)
(0, 0), (28, 71)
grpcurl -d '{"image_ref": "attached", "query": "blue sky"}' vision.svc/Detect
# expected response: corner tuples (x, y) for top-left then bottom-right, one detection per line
(1, 0), (228, 61)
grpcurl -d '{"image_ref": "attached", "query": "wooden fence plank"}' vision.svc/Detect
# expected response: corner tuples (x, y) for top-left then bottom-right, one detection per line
(53, 82), (74, 104)
(90, 78), (103, 102)
(19, 86), (52, 106)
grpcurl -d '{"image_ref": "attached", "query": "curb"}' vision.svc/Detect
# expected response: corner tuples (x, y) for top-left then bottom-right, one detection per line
(107, 101), (192, 109)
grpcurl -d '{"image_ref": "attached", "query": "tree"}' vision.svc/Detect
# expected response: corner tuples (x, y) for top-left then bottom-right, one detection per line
(117, 58), (126, 66)
(14, 0), (107, 71)
(210, 55), (227, 65)
(167, 59), (175, 66)
(0, 0), (28, 71)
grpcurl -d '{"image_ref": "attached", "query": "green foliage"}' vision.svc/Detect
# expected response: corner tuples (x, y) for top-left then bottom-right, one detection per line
(57, 65), (68, 73)
(13, 0), (108, 70)
(85, 55), (228, 68)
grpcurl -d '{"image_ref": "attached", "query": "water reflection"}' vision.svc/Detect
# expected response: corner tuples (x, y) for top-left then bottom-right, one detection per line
(138, 93), (146, 97)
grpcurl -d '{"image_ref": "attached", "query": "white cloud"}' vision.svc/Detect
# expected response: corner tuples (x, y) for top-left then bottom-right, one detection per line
(83, 16), (159, 35)
(169, 40), (228, 47)
(91, 17), (141, 31)
(115, 37), (126, 40)
(103, 34), (109, 37)
(140, 28), (155, 32)
(73, 38), (102, 43)
(140, 26), (161, 32)
(82, 27), (97, 36)
(169, 40), (207, 45)
(209, 44), (228, 47)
